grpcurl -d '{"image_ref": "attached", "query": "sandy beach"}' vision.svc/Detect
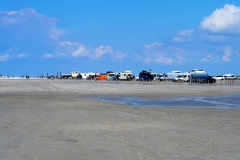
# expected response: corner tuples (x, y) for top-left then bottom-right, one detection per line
(0, 79), (240, 159)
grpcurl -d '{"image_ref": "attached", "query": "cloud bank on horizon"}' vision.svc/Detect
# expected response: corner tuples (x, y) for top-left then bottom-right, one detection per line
(1, 3), (240, 75)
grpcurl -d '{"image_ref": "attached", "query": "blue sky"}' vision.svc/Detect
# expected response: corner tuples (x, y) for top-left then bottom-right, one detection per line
(1, 0), (240, 76)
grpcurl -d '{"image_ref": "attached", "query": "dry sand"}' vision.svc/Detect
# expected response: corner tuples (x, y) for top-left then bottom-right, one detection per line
(0, 79), (240, 160)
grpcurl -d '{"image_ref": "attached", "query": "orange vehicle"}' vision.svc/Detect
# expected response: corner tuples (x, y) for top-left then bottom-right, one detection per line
(96, 73), (106, 80)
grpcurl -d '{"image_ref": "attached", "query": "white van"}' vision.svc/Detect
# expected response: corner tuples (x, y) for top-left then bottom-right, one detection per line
(223, 74), (236, 80)
(213, 75), (224, 80)
(160, 71), (182, 81)
(174, 72), (190, 82)
(151, 73), (161, 81)
(80, 73), (88, 79)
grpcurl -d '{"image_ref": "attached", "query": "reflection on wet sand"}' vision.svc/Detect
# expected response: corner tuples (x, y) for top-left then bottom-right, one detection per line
(94, 93), (240, 109)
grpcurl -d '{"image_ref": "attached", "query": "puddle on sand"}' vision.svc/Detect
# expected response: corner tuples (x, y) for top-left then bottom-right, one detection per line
(91, 94), (240, 109)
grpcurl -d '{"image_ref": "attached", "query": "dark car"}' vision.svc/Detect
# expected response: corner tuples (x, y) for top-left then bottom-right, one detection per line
(139, 70), (154, 81)
(59, 74), (72, 79)
(76, 74), (82, 79)
(199, 76), (216, 84)
(86, 75), (96, 80)
(206, 76), (216, 83)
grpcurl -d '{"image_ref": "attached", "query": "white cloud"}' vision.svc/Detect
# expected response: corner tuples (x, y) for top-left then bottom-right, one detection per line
(154, 55), (173, 65)
(1, 8), (131, 63)
(0, 8), (66, 39)
(178, 30), (194, 36)
(0, 52), (27, 61)
(133, 53), (142, 61)
(201, 34), (228, 42)
(43, 54), (53, 58)
(145, 42), (163, 49)
(72, 45), (89, 57)
(173, 30), (194, 42)
(49, 27), (67, 40)
(222, 48), (231, 62)
(0, 10), (19, 24)
(144, 58), (151, 64)
(7, 11), (17, 15)
(142, 53), (174, 65)
(168, 46), (187, 63)
(173, 37), (193, 42)
(175, 55), (185, 63)
(201, 4), (240, 33)
(58, 41), (80, 46)
(17, 53), (27, 58)
(137, 43), (186, 65)
(93, 45), (113, 58)
(111, 51), (127, 61)
(1, 9), (33, 25)
(0, 54), (10, 61)
(58, 41), (119, 60)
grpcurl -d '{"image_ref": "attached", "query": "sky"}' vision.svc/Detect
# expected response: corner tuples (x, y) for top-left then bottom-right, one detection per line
(1, 0), (240, 77)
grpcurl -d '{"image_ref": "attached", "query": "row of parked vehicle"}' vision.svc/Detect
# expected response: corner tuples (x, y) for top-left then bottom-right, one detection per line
(56, 69), (239, 84)
(137, 69), (216, 83)
(57, 71), (135, 81)
(212, 74), (238, 80)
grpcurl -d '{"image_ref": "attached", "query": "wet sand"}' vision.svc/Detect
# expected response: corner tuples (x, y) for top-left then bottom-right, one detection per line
(0, 79), (240, 159)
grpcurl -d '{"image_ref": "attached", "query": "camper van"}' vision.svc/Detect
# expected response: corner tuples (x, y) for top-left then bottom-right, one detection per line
(118, 71), (134, 81)
(159, 71), (183, 81)
(71, 71), (82, 79)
